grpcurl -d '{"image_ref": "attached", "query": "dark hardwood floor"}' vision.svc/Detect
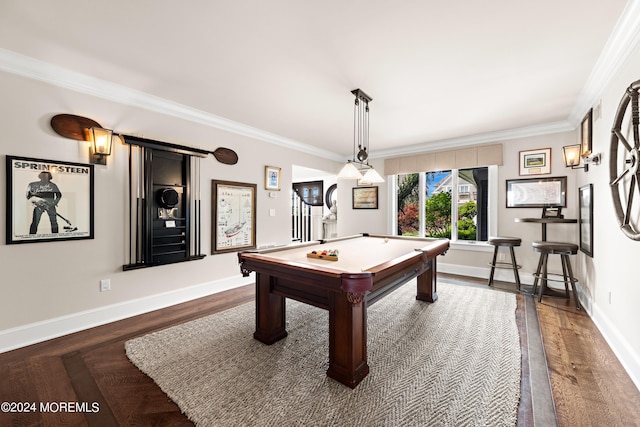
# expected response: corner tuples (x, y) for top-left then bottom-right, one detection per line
(1, 275), (639, 426)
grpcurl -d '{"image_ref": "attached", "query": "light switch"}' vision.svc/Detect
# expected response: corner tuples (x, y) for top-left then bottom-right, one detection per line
(269, 209), (276, 217)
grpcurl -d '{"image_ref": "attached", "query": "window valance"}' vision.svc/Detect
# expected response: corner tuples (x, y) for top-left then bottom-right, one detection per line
(383, 143), (503, 175)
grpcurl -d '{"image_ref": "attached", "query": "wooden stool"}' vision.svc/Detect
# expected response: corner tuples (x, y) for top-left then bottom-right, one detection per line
(531, 241), (581, 309)
(487, 237), (521, 290)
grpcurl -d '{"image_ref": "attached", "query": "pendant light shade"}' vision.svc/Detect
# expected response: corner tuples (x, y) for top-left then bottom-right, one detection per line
(337, 161), (364, 179)
(360, 167), (385, 184)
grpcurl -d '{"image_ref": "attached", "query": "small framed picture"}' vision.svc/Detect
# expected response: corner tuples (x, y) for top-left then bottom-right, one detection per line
(6, 156), (94, 244)
(265, 165), (281, 191)
(581, 109), (593, 157)
(519, 148), (551, 175)
(352, 186), (378, 209)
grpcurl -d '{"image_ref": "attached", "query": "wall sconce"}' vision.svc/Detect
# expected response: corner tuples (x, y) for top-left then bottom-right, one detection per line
(562, 144), (582, 168)
(562, 144), (601, 172)
(89, 127), (113, 165)
(562, 144), (588, 172)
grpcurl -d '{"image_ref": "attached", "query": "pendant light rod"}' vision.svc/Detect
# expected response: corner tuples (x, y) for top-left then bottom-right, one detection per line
(338, 88), (382, 182)
(351, 88), (372, 103)
(352, 89), (372, 164)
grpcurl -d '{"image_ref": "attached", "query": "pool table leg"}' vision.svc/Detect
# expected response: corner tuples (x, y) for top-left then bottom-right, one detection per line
(253, 273), (288, 344)
(416, 258), (438, 303)
(326, 292), (369, 388)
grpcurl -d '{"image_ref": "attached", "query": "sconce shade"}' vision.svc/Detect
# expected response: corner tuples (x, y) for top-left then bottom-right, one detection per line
(91, 127), (113, 155)
(89, 127), (113, 165)
(562, 144), (581, 168)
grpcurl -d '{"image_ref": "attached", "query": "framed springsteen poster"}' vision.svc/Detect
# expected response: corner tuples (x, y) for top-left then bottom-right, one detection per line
(211, 180), (256, 254)
(6, 156), (94, 244)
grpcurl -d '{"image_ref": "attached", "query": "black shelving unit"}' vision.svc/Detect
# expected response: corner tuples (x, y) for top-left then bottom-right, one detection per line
(123, 136), (206, 271)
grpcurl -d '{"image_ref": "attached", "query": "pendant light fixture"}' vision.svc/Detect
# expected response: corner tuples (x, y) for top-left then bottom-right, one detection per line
(337, 89), (385, 184)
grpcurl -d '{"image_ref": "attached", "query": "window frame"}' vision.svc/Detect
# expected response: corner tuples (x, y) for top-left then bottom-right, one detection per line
(391, 165), (498, 246)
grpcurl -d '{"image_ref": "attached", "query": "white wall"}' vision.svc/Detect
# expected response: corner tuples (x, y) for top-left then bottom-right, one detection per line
(0, 72), (341, 350)
(575, 40), (640, 388)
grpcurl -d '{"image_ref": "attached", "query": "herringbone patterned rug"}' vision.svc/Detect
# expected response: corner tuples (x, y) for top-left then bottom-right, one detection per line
(126, 282), (521, 426)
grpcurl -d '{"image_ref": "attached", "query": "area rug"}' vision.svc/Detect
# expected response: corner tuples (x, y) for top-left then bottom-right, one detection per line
(125, 282), (521, 426)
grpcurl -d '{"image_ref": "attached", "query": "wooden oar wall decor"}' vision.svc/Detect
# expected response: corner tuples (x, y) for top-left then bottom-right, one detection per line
(49, 113), (239, 165)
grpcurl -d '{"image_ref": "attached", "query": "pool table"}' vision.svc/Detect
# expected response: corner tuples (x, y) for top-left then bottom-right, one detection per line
(237, 233), (449, 388)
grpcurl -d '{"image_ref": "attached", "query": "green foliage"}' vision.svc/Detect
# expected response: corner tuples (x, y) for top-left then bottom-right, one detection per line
(457, 201), (477, 240)
(459, 200), (477, 219)
(425, 191), (452, 238)
(428, 225), (452, 239)
(457, 217), (477, 240)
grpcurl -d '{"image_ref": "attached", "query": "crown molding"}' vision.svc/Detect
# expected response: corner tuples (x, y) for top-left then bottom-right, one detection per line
(568, 0), (640, 126)
(368, 120), (574, 159)
(0, 48), (344, 162)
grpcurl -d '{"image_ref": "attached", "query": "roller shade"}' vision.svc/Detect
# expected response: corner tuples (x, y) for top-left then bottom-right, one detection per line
(384, 143), (503, 175)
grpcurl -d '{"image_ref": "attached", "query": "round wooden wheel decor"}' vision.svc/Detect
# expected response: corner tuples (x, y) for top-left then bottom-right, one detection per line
(610, 79), (640, 240)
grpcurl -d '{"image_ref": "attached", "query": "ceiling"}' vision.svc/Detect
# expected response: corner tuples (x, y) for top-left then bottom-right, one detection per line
(0, 1), (635, 161)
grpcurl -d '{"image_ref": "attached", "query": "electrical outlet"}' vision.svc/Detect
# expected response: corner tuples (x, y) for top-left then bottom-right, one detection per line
(100, 279), (111, 292)
(498, 253), (506, 261)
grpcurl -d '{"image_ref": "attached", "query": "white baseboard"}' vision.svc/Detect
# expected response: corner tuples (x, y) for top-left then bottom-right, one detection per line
(0, 273), (254, 354)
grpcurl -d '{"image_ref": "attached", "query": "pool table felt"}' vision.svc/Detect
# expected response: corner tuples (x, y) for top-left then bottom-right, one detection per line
(255, 235), (445, 273)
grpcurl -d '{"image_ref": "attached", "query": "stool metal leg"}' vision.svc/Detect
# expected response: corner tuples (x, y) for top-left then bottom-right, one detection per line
(509, 246), (521, 290)
(538, 253), (549, 303)
(532, 253), (545, 296)
(488, 245), (499, 286)
(560, 254), (571, 299)
(563, 255), (581, 310)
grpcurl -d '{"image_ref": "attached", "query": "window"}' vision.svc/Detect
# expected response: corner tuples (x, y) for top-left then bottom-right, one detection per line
(396, 166), (493, 243)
